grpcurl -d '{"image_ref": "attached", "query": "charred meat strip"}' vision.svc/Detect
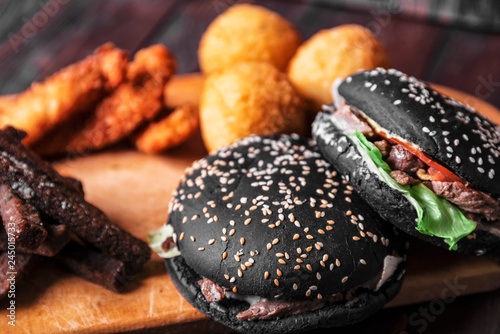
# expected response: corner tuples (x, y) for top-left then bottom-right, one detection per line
(0, 127), (150, 267)
(55, 241), (140, 292)
(0, 223), (69, 256)
(0, 252), (34, 298)
(0, 182), (47, 251)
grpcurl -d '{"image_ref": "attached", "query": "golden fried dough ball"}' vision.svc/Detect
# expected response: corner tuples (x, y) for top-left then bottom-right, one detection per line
(198, 4), (302, 74)
(200, 62), (305, 152)
(288, 24), (390, 107)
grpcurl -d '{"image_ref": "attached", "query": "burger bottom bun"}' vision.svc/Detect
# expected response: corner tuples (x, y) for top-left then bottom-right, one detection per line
(312, 110), (500, 258)
(165, 256), (404, 334)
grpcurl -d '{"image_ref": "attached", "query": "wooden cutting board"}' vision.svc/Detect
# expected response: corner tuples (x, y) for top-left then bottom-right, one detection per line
(1, 74), (500, 334)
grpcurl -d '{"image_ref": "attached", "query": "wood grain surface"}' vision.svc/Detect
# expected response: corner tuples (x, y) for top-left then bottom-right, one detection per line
(1, 74), (499, 334)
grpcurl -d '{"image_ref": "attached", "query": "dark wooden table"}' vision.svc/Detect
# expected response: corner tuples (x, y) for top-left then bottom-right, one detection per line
(1, 1), (500, 333)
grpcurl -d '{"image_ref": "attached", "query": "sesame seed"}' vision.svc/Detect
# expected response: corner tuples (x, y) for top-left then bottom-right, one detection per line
(240, 237), (245, 245)
(327, 220), (335, 225)
(238, 270), (243, 277)
(305, 289), (311, 297)
(318, 229), (325, 234)
(316, 273), (322, 280)
(229, 229), (235, 236)
(353, 236), (360, 241)
(293, 234), (300, 240)
(264, 272), (270, 279)
(272, 238), (279, 245)
(198, 247), (205, 251)
(276, 253), (284, 258)
(294, 221), (301, 228)
(274, 279), (280, 286)
(306, 235), (314, 239)
(179, 232), (185, 241)
(306, 264), (313, 271)
(336, 259), (341, 266)
(323, 254), (329, 262)
(342, 276), (348, 283)
(277, 269), (282, 276)
(360, 259), (366, 265)
(306, 246), (313, 252)
(230, 277), (236, 283)
(222, 252), (227, 260)
(267, 243), (272, 250)
(393, 100), (401, 105)
(190, 236), (196, 242)
(278, 259), (286, 264)
(208, 239), (215, 245)
(293, 283), (298, 290)
(232, 287), (237, 293)
(234, 255), (240, 262)
(294, 265), (300, 270)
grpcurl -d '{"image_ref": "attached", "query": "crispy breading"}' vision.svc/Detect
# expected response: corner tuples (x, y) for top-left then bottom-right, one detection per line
(133, 104), (198, 154)
(200, 62), (306, 152)
(0, 43), (128, 146)
(198, 4), (301, 74)
(64, 44), (177, 153)
(288, 25), (390, 108)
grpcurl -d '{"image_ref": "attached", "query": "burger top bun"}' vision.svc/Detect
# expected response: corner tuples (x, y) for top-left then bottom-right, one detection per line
(198, 4), (302, 74)
(167, 134), (407, 300)
(338, 68), (500, 198)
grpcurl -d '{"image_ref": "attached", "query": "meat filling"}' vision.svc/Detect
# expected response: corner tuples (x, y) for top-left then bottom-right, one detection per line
(331, 104), (500, 225)
(199, 278), (227, 302)
(197, 278), (351, 321)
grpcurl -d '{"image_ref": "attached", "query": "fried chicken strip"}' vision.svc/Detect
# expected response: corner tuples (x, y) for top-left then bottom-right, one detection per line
(64, 44), (177, 153)
(0, 43), (128, 146)
(133, 104), (198, 154)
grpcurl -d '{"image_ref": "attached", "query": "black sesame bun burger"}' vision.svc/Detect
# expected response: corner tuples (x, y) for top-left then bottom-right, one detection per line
(313, 68), (500, 257)
(149, 134), (407, 333)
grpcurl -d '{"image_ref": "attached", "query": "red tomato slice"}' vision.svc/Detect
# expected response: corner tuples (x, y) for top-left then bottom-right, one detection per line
(377, 131), (464, 183)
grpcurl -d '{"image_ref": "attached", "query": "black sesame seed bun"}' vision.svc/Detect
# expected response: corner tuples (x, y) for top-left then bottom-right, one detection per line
(337, 68), (500, 198)
(312, 101), (500, 258)
(165, 255), (402, 334)
(165, 134), (407, 332)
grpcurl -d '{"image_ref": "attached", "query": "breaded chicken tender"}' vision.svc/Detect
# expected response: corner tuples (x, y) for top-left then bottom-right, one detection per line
(198, 4), (301, 74)
(200, 62), (305, 152)
(288, 25), (390, 108)
(133, 104), (198, 154)
(0, 43), (128, 146)
(34, 45), (177, 156)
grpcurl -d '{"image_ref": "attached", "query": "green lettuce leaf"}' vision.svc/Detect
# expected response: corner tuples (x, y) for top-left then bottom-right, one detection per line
(348, 131), (476, 250)
(147, 224), (181, 258)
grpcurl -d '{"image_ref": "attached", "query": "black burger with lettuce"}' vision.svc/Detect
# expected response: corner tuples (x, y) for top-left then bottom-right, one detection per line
(313, 68), (500, 256)
(149, 134), (407, 333)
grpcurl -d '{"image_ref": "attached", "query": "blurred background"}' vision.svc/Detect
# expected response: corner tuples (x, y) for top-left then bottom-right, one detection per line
(1, 0), (500, 108)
